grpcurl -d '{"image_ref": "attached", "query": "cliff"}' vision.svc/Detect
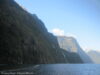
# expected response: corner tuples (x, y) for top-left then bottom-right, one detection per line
(87, 50), (100, 64)
(0, 0), (84, 64)
(57, 36), (93, 63)
(0, 0), (68, 64)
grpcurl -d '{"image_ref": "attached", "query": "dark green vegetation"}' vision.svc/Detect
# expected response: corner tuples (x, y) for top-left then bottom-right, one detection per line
(61, 49), (83, 63)
(0, 0), (83, 64)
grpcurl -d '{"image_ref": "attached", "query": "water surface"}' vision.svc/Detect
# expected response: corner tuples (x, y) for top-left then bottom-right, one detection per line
(1, 64), (100, 75)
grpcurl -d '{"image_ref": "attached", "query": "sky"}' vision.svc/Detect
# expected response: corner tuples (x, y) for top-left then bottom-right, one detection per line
(15, 0), (100, 51)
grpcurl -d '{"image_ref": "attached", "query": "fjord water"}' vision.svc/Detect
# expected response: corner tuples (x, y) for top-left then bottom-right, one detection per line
(36, 64), (100, 75)
(1, 64), (100, 75)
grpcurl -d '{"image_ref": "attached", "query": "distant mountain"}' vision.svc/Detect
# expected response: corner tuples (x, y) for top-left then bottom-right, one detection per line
(0, 0), (83, 64)
(57, 36), (93, 63)
(87, 50), (100, 64)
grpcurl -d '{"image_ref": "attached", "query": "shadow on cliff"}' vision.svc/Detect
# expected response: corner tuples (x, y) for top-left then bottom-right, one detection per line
(0, 0), (84, 64)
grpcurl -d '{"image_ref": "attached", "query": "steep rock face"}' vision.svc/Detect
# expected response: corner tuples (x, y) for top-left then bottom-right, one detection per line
(61, 49), (83, 63)
(57, 36), (78, 52)
(0, 0), (68, 64)
(87, 50), (100, 64)
(57, 36), (93, 63)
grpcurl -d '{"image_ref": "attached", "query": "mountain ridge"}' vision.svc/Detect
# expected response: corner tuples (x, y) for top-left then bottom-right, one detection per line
(57, 35), (93, 63)
(87, 50), (100, 64)
(0, 0), (83, 64)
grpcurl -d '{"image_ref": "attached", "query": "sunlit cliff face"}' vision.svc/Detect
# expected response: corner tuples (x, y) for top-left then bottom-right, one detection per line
(57, 36), (79, 52)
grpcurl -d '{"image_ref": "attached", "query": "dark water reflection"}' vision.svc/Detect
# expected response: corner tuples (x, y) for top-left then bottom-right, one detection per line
(36, 64), (100, 75)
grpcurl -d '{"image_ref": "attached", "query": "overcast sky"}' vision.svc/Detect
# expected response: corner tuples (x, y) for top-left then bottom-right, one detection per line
(15, 0), (100, 51)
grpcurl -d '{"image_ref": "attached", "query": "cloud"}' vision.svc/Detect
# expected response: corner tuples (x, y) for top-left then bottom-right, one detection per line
(51, 28), (65, 36)
(66, 33), (77, 38)
(51, 28), (77, 38)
